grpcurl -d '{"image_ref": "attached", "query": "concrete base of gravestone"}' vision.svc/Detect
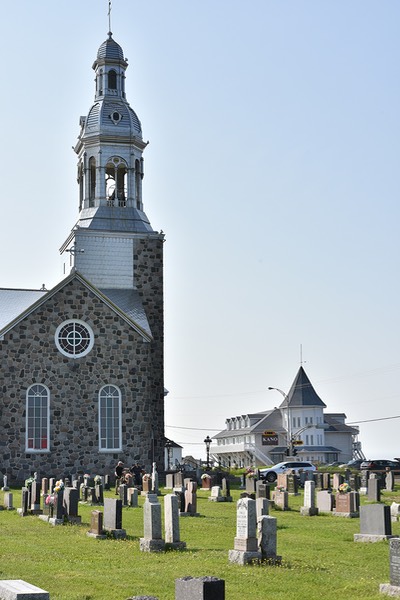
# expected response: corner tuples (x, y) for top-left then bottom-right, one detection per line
(1, 486), (10, 492)
(228, 549), (262, 565)
(0, 579), (49, 599)
(333, 510), (359, 518)
(139, 538), (165, 552)
(354, 534), (396, 543)
(16, 509), (28, 517)
(180, 512), (200, 517)
(105, 528), (126, 539)
(300, 506), (319, 516)
(380, 583), (400, 596)
(175, 576), (225, 600)
(165, 540), (187, 551)
(48, 517), (64, 526)
(66, 515), (81, 525)
(126, 597), (159, 600)
(86, 531), (107, 539)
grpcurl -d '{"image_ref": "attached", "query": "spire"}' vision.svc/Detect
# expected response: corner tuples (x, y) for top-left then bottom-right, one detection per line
(279, 366), (327, 408)
(108, 0), (112, 37)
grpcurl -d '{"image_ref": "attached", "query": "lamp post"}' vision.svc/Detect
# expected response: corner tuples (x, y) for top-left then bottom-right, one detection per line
(165, 439), (172, 471)
(268, 386), (293, 455)
(204, 435), (212, 469)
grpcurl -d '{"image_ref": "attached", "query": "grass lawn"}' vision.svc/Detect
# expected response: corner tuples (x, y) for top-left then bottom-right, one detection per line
(0, 485), (399, 600)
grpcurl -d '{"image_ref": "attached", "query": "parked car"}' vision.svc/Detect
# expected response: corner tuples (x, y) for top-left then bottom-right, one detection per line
(360, 459), (400, 474)
(259, 461), (316, 483)
(339, 459), (364, 470)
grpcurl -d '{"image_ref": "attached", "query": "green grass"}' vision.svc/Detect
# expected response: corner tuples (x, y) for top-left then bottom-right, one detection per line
(0, 486), (399, 600)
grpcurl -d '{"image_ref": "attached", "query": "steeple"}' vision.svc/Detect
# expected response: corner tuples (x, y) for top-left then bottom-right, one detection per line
(279, 366), (327, 408)
(61, 32), (162, 289)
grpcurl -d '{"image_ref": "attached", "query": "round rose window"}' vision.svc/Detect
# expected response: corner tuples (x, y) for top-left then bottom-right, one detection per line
(55, 319), (94, 358)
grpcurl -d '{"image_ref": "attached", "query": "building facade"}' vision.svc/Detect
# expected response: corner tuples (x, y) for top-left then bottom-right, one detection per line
(211, 367), (363, 467)
(0, 32), (165, 483)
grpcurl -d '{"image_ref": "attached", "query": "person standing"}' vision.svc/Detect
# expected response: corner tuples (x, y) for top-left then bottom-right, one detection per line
(115, 460), (124, 494)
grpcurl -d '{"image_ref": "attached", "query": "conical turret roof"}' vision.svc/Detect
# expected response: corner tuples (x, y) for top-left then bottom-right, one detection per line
(279, 366), (326, 408)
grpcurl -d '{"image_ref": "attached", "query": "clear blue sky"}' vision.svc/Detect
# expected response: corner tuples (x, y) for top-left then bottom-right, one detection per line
(1, 1), (400, 460)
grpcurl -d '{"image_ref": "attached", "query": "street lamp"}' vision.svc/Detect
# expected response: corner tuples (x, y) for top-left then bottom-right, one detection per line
(268, 387), (292, 455)
(204, 435), (212, 469)
(165, 439), (172, 471)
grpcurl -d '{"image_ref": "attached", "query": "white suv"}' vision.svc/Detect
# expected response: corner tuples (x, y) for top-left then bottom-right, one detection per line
(259, 461), (316, 483)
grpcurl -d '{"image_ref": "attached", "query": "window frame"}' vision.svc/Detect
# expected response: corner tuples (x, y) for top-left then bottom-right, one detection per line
(98, 384), (122, 453)
(26, 384), (50, 453)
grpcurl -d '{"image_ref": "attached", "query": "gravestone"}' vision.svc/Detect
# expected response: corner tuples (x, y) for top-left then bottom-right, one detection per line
(360, 471), (369, 495)
(317, 490), (335, 513)
(314, 473), (324, 489)
(256, 481), (270, 500)
(245, 477), (256, 493)
(174, 472), (183, 488)
(1, 475), (9, 491)
(30, 480), (42, 515)
(201, 475), (212, 490)
(354, 504), (393, 542)
(256, 497), (269, 519)
(386, 470), (395, 492)
(174, 490), (185, 513)
(182, 481), (199, 516)
(300, 480), (318, 516)
(139, 496), (165, 552)
(128, 487), (139, 507)
(175, 577), (225, 600)
(258, 515), (281, 562)
(87, 510), (106, 539)
(17, 488), (29, 517)
(274, 489), (289, 511)
(95, 482), (104, 504)
(0, 580), (50, 600)
(151, 462), (159, 495)
(322, 473), (331, 490)
(332, 473), (344, 491)
(368, 477), (381, 502)
(333, 491), (359, 517)
(209, 486), (222, 502)
(287, 474), (299, 495)
(349, 473), (360, 491)
(4, 492), (14, 511)
(103, 498), (126, 538)
(228, 497), (261, 565)
(142, 475), (152, 494)
(104, 474), (111, 490)
(48, 490), (64, 526)
(391, 503), (400, 523)
(164, 493), (186, 550)
(276, 474), (288, 490)
(48, 478), (55, 493)
(379, 537), (400, 596)
(165, 474), (174, 489)
(221, 477), (233, 502)
(41, 478), (48, 496)
(64, 487), (81, 524)
(119, 483), (128, 506)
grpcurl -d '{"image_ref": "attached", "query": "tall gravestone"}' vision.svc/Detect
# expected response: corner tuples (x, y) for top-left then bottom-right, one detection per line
(367, 476), (381, 502)
(87, 510), (106, 539)
(164, 494), (186, 550)
(103, 498), (126, 539)
(380, 537), (400, 596)
(258, 515), (281, 562)
(317, 490), (335, 513)
(300, 480), (318, 516)
(140, 497), (165, 552)
(228, 497), (261, 565)
(183, 481), (199, 516)
(64, 487), (81, 524)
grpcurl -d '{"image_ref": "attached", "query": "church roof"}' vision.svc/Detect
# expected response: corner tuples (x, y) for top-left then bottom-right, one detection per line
(0, 288), (47, 331)
(0, 273), (152, 341)
(280, 366), (326, 408)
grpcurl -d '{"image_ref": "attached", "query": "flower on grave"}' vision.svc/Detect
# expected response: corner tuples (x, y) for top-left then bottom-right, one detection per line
(338, 482), (351, 494)
(25, 476), (35, 487)
(54, 480), (65, 494)
(245, 467), (256, 479)
(142, 473), (151, 481)
(201, 473), (211, 480)
(45, 494), (55, 506)
(277, 486), (285, 492)
(94, 475), (102, 484)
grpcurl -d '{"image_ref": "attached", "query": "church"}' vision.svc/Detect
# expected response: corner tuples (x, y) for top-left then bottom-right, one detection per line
(0, 32), (165, 484)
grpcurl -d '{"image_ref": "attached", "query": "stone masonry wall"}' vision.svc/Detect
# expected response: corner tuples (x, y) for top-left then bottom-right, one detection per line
(0, 274), (164, 484)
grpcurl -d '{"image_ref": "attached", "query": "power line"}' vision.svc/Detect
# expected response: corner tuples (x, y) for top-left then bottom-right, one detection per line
(166, 425), (221, 431)
(347, 415), (400, 425)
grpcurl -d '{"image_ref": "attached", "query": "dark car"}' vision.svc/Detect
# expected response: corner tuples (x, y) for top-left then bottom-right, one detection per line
(360, 459), (400, 474)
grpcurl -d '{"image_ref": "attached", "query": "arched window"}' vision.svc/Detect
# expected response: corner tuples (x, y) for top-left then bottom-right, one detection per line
(26, 384), (50, 452)
(99, 385), (122, 451)
(108, 69), (117, 90)
(89, 157), (96, 206)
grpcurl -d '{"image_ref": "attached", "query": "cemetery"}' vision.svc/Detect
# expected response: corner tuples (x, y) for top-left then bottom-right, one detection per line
(0, 470), (400, 599)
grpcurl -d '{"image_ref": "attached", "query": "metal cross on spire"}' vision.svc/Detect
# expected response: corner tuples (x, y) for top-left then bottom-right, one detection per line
(108, 0), (112, 36)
